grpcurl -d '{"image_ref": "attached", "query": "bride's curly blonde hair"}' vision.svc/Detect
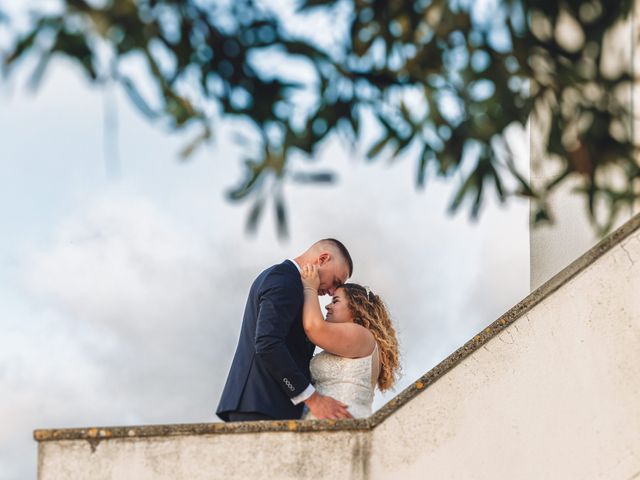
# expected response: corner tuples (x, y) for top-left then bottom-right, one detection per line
(339, 283), (400, 391)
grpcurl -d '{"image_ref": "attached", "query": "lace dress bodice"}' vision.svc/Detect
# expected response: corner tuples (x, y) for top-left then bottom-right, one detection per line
(303, 344), (379, 419)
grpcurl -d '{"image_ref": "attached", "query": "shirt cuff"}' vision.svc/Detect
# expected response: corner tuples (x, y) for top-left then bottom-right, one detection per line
(291, 384), (315, 405)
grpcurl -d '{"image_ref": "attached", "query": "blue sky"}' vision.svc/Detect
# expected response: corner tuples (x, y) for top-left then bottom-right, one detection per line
(0, 3), (530, 479)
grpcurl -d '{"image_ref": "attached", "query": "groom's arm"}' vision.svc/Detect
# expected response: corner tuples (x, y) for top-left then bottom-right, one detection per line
(254, 270), (311, 401)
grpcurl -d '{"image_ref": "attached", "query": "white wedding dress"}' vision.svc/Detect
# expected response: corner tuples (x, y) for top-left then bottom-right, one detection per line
(303, 343), (380, 419)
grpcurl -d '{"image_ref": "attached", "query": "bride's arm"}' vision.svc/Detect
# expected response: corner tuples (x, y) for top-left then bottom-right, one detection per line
(301, 265), (374, 358)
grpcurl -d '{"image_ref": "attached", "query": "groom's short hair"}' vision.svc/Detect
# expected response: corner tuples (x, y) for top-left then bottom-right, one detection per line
(321, 238), (353, 277)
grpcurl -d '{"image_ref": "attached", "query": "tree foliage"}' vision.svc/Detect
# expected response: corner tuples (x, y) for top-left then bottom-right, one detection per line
(2, 0), (638, 236)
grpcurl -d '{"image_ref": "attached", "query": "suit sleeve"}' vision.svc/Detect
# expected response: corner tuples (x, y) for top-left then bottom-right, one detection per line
(254, 270), (310, 399)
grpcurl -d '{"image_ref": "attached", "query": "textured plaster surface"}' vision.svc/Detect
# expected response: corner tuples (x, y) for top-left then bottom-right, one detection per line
(39, 431), (371, 480)
(369, 227), (640, 479)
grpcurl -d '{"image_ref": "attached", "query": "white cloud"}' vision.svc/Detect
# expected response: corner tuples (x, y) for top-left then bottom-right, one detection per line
(18, 189), (237, 415)
(23, 192), (214, 336)
(0, 189), (240, 478)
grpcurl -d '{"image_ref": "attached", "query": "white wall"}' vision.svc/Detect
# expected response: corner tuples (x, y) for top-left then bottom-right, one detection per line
(38, 430), (371, 480)
(369, 225), (640, 479)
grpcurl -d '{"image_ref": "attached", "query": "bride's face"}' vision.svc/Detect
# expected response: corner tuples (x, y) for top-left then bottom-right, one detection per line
(325, 288), (353, 324)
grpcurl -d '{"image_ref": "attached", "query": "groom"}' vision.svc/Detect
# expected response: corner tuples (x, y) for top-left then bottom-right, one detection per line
(216, 239), (354, 422)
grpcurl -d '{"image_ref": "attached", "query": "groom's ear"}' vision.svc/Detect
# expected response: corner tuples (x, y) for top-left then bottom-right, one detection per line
(318, 252), (330, 265)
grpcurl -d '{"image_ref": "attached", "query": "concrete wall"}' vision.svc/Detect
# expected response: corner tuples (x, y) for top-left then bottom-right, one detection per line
(36, 216), (640, 479)
(369, 224), (640, 479)
(38, 429), (371, 480)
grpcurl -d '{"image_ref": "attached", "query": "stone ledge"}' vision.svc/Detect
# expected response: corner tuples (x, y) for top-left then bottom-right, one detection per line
(34, 213), (640, 443)
(33, 418), (372, 442)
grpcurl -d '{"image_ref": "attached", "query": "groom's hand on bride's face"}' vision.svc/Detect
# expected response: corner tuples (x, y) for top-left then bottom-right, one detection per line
(304, 392), (353, 420)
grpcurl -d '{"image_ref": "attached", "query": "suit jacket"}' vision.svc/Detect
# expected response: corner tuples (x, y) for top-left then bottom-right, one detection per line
(216, 260), (315, 421)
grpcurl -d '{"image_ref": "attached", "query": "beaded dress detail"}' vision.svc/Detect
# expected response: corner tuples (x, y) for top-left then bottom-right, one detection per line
(303, 344), (379, 419)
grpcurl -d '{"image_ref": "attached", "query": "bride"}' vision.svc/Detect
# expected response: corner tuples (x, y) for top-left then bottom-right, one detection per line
(300, 264), (400, 419)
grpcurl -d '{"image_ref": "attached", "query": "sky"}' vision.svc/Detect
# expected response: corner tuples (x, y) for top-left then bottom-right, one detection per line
(0, 3), (530, 479)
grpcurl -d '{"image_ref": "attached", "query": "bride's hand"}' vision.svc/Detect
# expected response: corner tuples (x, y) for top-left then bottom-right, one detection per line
(301, 264), (321, 291)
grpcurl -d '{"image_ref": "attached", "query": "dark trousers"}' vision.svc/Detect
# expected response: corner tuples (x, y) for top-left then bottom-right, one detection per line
(227, 411), (274, 422)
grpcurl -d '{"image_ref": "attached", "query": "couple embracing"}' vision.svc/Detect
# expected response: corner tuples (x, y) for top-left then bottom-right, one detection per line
(216, 239), (400, 421)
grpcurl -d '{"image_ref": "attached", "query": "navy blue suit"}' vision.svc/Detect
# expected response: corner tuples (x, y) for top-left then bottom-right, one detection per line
(216, 260), (315, 421)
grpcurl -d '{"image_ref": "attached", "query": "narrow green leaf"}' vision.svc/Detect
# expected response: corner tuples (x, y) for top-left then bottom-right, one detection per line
(449, 171), (477, 213)
(4, 30), (39, 67)
(179, 126), (211, 161)
(471, 174), (485, 218)
(28, 50), (53, 90)
(274, 194), (288, 239)
(120, 77), (158, 119)
(417, 145), (433, 188)
(228, 162), (266, 200)
(367, 134), (392, 160)
(290, 172), (335, 183)
(533, 207), (551, 224)
(246, 199), (265, 234)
